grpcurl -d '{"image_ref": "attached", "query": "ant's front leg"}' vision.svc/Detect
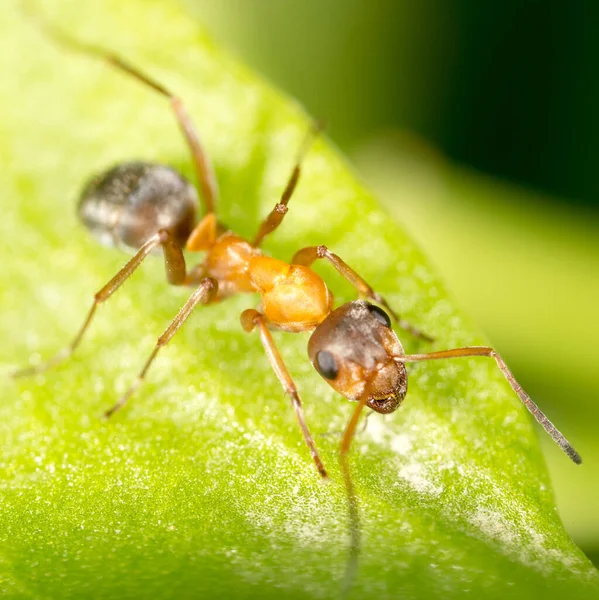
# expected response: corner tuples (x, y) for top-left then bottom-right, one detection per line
(11, 229), (188, 378)
(339, 392), (369, 595)
(292, 245), (433, 341)
(240, 309), (328, 479)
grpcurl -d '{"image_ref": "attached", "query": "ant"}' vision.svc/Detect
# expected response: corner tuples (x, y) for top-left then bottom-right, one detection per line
(14, 5), (581, 593)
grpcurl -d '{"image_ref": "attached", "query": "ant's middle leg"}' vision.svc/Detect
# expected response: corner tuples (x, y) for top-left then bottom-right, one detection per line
(292, 245), (433, 341)
(252, 121), (322, 247)
(240, 309), (328, 478)
(104, 277), (217, 418)
(11, 229), (187, 378)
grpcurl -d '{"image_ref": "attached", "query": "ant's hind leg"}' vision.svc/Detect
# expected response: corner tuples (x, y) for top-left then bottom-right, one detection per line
(24, 5), (218, 215)
(11, 229), (187, 378)
(240, 309), (328, 479)
(292, 245), (433, 341)
(104, 277), (217, 418)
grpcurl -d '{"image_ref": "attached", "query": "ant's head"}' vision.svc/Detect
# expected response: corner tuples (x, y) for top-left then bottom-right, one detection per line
(308, 300), (407, 413)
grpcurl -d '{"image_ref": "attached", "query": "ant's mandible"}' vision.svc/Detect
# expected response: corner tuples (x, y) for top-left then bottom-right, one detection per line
(13, 6), (581, 590)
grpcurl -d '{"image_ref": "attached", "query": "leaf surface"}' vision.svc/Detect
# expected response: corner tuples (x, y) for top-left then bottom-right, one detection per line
(0, 1), (597, 598)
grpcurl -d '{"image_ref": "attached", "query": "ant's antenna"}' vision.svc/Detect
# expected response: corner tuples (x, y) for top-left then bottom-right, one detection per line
(394, 347), (582, 464)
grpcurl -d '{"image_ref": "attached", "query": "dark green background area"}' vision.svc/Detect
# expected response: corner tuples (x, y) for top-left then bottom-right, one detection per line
(190, 0), (599, 209)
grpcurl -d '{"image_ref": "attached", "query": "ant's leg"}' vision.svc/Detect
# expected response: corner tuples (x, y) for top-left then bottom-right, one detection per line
(292, 245), (432, 341)
(320, 409), (373, 439)
(395, 347), (582, 464)
(11, 229), (187, 378)
(252, 122), (322, 247)
(339, 393), (369, 595)
(240, 309), (328, 478)
(23, 4), (218, 214)
(104, 277), (217, 418)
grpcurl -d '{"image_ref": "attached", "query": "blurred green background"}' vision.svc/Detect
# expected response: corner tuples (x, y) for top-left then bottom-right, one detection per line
(187, 0), (599, 565)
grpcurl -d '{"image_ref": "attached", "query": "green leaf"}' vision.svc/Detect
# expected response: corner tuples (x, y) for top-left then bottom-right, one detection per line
(0, 1), (597, 598)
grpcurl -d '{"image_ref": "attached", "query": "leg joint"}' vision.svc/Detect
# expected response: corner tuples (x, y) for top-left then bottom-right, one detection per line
(316, 244), (328, 258)
(240, 308), (262, 332)
(200, 276), (217, 291)
(157, 228), (172, 244)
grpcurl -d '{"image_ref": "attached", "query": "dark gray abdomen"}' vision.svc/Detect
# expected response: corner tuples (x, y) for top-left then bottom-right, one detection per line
(78, 162), (199, 250)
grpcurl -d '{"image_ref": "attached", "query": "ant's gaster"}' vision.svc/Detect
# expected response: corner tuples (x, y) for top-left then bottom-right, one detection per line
(13, 6), (581, 594)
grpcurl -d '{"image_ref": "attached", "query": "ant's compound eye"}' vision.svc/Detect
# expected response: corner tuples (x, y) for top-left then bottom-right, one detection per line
(367, 304), (391, 328)
(315, 350), (338, 380)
